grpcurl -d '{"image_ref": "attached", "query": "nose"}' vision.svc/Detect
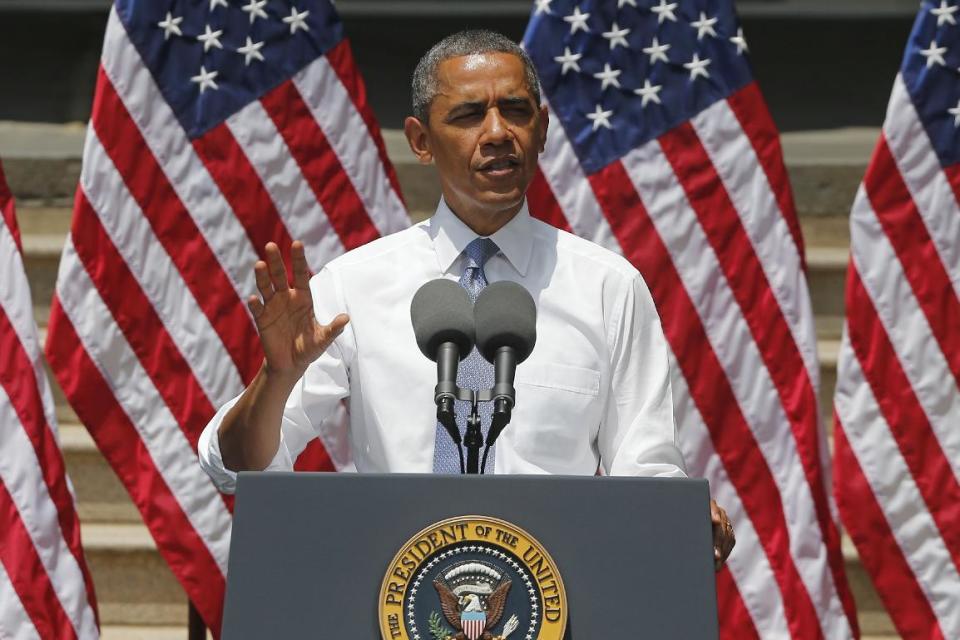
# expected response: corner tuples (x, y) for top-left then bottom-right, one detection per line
(480, 108), (511, 146)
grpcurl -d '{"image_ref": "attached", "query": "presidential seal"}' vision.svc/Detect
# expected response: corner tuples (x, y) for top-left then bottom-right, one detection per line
(379, 516), (567, 640)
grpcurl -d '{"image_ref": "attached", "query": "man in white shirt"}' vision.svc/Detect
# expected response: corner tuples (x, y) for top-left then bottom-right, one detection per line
(199, 30), (734, 567)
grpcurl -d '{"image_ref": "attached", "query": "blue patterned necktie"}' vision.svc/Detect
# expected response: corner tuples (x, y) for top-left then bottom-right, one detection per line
(433, 237), (500, 473)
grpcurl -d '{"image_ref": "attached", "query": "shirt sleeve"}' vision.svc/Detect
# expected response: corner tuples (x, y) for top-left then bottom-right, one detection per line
(598, 271), (687, 477)
(198, 266), (354, 494)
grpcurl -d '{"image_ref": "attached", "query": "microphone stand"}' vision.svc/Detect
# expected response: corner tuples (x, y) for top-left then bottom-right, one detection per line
(444, 387), (510, 475)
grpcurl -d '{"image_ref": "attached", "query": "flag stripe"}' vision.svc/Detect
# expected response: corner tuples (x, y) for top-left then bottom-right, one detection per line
(0, 160), (20, 254)
(100, 9), (260, 312)
(0, 220), (99, 627)
(657, 124), (854, 632)
(0, 307), (99, 627)
(863, 137), (960, 384)
(0, 559), (42, 640)
(69, 191), (217, 452)
(833, 415), (946, 640)
(849, 185), (960, 481)
(670, 363), (779, 639)
(587, 159), (825, 640)
(192, 121), (296, 286)
(80, 130), (246, 409)
(224, 99), (346, 268)
(324, 39), (405, 205)
(537, 106), (621, 252)
(725, 83), (805, 266)
(292, 55), (407, 237)
(260, 80), (381, 251)
(691, 98), (818, 385)
(527, 169), (572, 232)
(883, 76), (960, 293)
(53, 240), (233, 565)
(844, 264), (960, 569)
(620, 141), (849, 636)
(834, 333), (960, 635)
(91, 67), (261, 381)
(0, 479), (77, 640)
(0, 390), (98, 639)
(47, 292), (229, 632)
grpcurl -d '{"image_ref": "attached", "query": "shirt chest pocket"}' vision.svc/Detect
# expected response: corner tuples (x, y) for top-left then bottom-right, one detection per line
(511, 362), (603, 454)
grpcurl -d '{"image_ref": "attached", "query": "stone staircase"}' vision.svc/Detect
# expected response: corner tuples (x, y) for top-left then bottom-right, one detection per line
(1, 120), (897, 638)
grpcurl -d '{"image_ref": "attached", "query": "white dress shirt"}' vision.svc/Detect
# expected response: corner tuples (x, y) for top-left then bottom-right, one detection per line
(199, 200), (686, 493)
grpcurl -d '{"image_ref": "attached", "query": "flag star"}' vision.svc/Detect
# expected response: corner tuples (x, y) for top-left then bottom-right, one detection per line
(634, 80), (663, 107)
(563, 7), (590, 34)
(241, 0), (268, 23)
(534, 0), (553, 15)
(157, 12), (183, 40)
(651, 0), (678, 24)
(602, 22), (631, 49)
(554, 47), (582, 74)
(593, 63), (622, 90)
(191, 66), (219, 93)
(730, 27), (749, 55)
(920, 40), (948, 67)
(586, 104), (614, 131)
(643, 36), (671, 64)
(209, 0), (228, 10)
(197, 25), (224, 52)
(237, 37), (265, 65)
(684, 53), (711, 80)
(283, 6), (311, 34)
(618, 0), (637, 7)
(932, 0), (958, 26)
(949, 99), (960, 126)
(691, 12), (719, 40)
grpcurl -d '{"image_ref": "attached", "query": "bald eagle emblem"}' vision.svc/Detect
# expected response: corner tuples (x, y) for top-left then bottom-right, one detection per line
(432, 561), (518, 640)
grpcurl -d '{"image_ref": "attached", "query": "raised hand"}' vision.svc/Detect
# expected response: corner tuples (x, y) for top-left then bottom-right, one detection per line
(247, 241), (349, 380)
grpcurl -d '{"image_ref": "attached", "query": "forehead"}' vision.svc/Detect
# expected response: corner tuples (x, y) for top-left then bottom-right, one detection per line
(433, 52), (531, 102)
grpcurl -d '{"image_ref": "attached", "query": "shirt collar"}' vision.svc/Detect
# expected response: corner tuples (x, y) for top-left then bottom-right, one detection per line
(429, 198), (534, 277)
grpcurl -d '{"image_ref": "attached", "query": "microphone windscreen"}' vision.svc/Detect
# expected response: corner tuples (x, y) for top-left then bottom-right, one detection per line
(474, 281), (537, 363)
(410, 279), (475, 361)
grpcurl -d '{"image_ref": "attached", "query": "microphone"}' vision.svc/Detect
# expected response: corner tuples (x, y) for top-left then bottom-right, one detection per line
(410, 279), (476, 472)
(474, 281), (537, 470)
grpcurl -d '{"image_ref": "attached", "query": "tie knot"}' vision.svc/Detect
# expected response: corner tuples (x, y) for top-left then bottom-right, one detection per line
(463, 237), (500, 271)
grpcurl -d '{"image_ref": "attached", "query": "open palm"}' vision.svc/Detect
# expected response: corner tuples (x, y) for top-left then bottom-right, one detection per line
(247, 241), (349, 379)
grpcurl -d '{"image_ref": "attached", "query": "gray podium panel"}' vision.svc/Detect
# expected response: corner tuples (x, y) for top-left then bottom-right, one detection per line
(222, 473), (718, 638)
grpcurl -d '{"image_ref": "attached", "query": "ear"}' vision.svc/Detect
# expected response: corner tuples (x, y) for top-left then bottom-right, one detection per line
(404, 116), (434, 165)
(537, 104), (549, 154)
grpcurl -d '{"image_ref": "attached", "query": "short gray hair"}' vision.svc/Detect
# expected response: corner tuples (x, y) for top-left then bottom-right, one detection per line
(411, 30), (542, 122)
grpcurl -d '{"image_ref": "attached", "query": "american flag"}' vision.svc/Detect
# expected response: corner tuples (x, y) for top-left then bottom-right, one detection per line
(1, 158), (100, 639)
(522, 1), (859, 637)
(833, 2), (960, 638)
(43, 0), (408, 632)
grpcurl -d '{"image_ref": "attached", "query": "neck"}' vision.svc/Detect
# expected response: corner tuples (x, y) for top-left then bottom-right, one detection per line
(444, 197), (523, 237)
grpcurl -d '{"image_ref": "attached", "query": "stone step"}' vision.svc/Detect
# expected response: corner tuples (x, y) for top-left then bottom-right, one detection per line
(101, 627), (210, 640)
(1, 121), (874, 221)
(81, 522), (187, 626)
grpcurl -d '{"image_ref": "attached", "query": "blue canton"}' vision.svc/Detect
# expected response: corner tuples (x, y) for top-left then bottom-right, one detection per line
(522, 0), (754, 174)
(115, 0), (343, 139)
(901, 1), (960, 167)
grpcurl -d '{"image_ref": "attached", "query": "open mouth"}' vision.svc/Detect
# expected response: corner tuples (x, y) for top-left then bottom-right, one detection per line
(478, 157), (520, 176)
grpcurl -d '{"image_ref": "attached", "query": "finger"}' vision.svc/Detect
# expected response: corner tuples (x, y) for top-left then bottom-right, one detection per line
(247, 295), (265, 321)
(291, 241), (311, 290)
(264, 242), (288, 292)
(254, 260), (274, 302)
(316, 313), (350, 347)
